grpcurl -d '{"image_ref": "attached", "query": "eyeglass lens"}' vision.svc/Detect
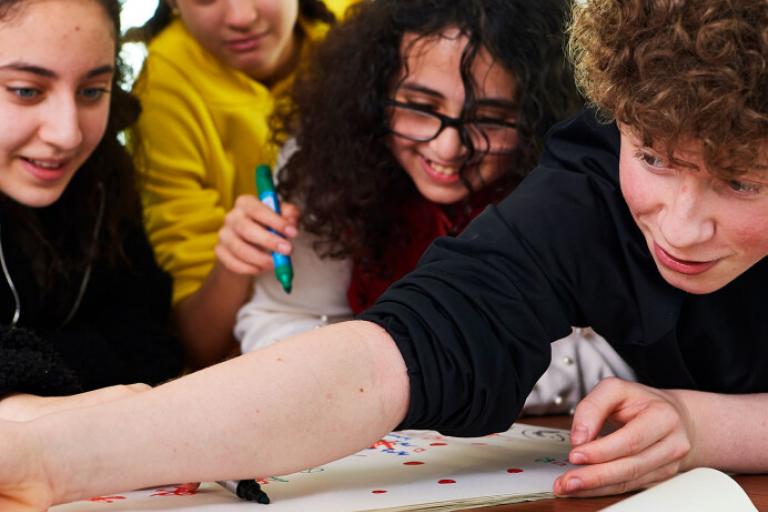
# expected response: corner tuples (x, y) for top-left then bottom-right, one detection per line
(389, 103), (516, 153)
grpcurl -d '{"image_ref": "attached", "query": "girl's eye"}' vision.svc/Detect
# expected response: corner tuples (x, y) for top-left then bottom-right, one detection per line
(8, 87), (40, 99)
(79, 87), (109, 101)
(727, 179), (763, 195)
(403, 101), (437, 113)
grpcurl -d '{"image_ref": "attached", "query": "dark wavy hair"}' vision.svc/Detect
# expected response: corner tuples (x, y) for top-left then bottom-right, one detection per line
(0, 0), (142, 283)
(125, 0), (337, 43)
(570, 0), (768, 178)
(276, 0), (582, 263)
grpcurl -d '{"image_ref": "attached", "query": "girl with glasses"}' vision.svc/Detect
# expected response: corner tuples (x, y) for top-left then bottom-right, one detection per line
(0, 0), (182, 422)
(126, 0), (353, 370)
(234, 0), (634, 416)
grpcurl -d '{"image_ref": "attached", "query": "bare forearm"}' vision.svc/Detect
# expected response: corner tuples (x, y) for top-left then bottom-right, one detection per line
(671, 389), (768, 472)
(175, 263), (253, 369)
(37, 321), (409, 505)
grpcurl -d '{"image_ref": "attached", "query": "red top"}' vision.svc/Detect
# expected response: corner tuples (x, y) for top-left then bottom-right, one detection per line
(347, 190), (505, 314)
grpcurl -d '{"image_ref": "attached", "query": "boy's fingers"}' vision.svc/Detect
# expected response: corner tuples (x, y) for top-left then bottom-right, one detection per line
(570, 406), (671, 464)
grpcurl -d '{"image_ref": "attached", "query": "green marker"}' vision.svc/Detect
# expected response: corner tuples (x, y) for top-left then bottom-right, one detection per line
(255, 164), (293, 294)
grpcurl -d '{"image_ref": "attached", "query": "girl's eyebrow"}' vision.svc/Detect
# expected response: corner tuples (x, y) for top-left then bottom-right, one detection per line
(398, 82), (444, 99)
(398, 81), (516, 110)
(474, 98), (517, 111)
(0, 61), (114, 79)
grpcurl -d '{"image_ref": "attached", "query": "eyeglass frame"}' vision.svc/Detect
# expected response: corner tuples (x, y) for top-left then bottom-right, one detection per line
(385, 99), (519, 155)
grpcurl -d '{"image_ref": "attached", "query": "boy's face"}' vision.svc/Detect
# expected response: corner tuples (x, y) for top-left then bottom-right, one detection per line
(619, 127), (768, 294)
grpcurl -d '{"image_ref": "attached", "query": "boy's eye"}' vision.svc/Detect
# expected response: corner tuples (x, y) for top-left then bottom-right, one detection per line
(727, 179), (762, 195)
(636, 150), (666, 168)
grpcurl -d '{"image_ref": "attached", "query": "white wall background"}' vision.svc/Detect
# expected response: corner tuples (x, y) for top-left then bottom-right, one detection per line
(120, 0), (160, 88)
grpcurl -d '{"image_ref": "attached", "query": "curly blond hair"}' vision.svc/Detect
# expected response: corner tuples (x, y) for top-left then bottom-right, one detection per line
(569, 0), (768, 177)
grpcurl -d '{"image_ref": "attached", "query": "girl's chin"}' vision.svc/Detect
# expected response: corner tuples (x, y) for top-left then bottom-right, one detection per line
(417, 185), (469, 205)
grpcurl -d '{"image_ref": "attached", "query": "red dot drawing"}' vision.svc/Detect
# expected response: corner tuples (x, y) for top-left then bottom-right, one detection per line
(438, 479), (456, 485)
(371, 489), (388, 494)
(403, 461), (425, 466)
(507, 468), (524, 474)
(151, 486), (198, 497)
(88, 496), (126, 503)
(430, 442), (448, 446)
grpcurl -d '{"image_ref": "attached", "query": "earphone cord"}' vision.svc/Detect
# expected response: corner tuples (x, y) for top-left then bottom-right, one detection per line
(0, 183), (105, 328)
(0, 219), (21, 327)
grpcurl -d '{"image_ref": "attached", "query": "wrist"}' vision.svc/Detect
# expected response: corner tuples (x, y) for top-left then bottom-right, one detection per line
(663, 388), (715, 470)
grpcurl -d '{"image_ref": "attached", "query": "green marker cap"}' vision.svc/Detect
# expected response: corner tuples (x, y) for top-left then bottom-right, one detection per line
(255, 164), (274, 194)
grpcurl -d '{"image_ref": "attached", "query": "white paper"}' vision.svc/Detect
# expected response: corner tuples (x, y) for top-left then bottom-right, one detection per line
(600, 467), (757, 512)
(51, 423), (573, 512)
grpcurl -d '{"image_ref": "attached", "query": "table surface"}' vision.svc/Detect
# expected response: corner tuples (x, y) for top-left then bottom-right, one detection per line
(476, 416), (768, 512)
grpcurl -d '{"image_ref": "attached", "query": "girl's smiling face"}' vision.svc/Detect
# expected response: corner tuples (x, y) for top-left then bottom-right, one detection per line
(0, 0), (114, 207)
(386, 29), (519, 205)
(619, 126), (768, 294)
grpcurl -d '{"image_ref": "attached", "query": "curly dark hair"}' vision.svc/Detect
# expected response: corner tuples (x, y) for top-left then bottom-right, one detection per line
(125, 0), (337, 43)
(276, 0), (582, 263)
(569, 0), (768, 178)
(0, 0), (142, 284)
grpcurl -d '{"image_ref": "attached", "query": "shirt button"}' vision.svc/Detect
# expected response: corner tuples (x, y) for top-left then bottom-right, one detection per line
(562, 356), (574, 366)
(320, 315), (328, 324)
(553, 394), (564, 406)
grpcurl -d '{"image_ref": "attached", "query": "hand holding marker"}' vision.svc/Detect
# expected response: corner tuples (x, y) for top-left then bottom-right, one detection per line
(255, 164), (294, 294)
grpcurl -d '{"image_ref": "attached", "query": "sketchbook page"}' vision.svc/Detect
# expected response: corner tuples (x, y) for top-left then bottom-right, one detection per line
(600, 467), (757, 512)
(51, 423), (574, 512)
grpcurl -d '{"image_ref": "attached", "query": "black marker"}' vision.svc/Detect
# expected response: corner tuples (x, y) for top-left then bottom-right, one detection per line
(217, 479), (270, 504)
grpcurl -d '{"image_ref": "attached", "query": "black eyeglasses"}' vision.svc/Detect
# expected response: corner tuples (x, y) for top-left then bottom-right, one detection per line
(386, 99), (518, 154)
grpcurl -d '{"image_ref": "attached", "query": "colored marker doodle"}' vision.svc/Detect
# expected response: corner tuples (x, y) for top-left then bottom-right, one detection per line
(535, 456), (569, 467)
(367, 433), (419, 456)
(88, 496), (126, 503)
(521, 429), (569, 443)
(403, 461), (425, 466)
(437, 479), (456, 485)
(371, 489), (388, 494)
(429, 442), (448, 446)
(299, 467), (325, 474)
(506, 468), (524, 474)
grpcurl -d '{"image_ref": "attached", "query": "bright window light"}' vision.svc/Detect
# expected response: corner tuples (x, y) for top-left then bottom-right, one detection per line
(119, 0), (160, 89)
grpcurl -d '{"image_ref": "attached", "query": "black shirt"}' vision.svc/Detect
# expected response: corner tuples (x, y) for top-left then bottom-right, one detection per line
(361, 109), (768, 437)
(0, 215), (183, 395)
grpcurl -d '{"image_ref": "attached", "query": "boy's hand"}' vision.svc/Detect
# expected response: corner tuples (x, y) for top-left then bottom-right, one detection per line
(554, 377), (695, 497)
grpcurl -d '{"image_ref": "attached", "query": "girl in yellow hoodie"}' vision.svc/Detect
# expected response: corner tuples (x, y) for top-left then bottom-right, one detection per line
(129, 0), (353, 369)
